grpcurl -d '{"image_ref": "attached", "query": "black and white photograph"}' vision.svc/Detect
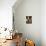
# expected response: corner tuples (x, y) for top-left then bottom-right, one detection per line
(26, 16), (32, 24)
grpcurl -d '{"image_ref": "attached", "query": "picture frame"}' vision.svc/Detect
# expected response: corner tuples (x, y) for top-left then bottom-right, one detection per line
(26, 16), (32, 24)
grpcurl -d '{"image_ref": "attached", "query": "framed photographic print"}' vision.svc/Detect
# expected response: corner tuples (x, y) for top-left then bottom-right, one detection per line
(26, 16), (32, 24)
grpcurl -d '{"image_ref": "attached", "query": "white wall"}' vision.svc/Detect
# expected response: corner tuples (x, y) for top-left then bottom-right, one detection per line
(13, 0), (41, 46)
(41, 0), (46, 46)
(0, 0), (16, 30)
